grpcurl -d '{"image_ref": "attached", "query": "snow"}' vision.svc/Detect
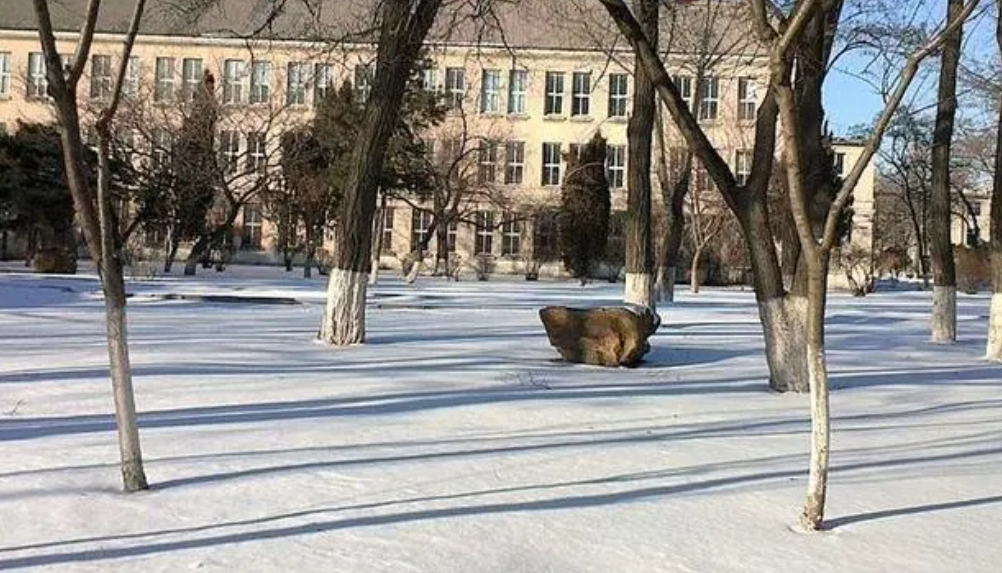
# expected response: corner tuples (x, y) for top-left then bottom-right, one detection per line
(1, 264), (1001, 572)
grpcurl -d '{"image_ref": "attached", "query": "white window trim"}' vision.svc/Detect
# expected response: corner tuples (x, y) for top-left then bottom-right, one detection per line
(544, 71), (564, 115)
(571, 71), (591, 117)
(508, 69), (527, 114)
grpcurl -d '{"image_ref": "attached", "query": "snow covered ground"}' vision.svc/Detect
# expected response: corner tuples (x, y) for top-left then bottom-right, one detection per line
(1, 265), (1000, 572)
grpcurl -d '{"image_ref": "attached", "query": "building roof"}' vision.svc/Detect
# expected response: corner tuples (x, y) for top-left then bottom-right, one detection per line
(2, 0), (761, 56)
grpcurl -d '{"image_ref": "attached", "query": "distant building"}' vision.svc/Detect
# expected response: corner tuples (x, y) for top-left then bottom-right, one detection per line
(0, 1), (877, 277)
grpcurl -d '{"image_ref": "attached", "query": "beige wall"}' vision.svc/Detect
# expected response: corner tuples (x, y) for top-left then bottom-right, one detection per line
(1, 28), (879, 277)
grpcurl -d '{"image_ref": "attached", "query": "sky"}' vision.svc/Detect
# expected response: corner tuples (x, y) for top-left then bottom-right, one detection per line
(822, 0), (998, 137)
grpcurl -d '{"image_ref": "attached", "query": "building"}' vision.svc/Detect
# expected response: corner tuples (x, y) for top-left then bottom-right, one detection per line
(0, 0), (876, 276)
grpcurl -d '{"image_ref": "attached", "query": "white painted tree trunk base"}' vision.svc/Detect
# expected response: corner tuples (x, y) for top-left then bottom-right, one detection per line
(320, 268), (368, 346)
(987, 293), (1002, 361)
(625, 272), (655, 309)
(760, 296), (809, 393)
(931, 285), (957, 343)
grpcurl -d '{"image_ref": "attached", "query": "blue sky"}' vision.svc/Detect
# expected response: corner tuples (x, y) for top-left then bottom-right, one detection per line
(822, 0), (997, 136)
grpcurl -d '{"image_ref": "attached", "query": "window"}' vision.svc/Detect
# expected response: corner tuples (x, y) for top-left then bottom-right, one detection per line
(735, 149), (752, 186)
(508, 69), (527, 114)
(445, 67), (465, 110)
(606, 145), (626, 189)
(151, 128), (172, 170)
(568, 143), (583, 162)
(180, 58), (201, 101)
(286, 61), (308, 105)
(480, 69), (501, 113)
(421, 67), (438, 91)
(478, 142), (498, 184)
(447, 219), (458, 252)
(694, 160), (714, 192)
(504, 141), (525, 185)
(242, 203), (263, 249)
(249, 61), (272, 104)
(672, 75), (692, 109)
(27, 52), (48, 98)
(533, 211), (559, 260)
(411, 209), (432, 251)
(246, 132), (267, 173)
(834, 151), (846, 176)
(971, 202), (982, 217)
(475, 211), (494, 255)
(313, 63), (334, 105)
(0, 52), (10, 96)
(89, 55), (112, 100)
(571, 71), (591, 117)
(381, 207), (395, 253)
(738, 77), (757, 121)
(698, 76), (719, 121)
(608, 73), (628, 118)
(123, 56), (139, 98)
(501, 212), (521, 256)
(219, 130), (240, 173)
(223, 59), (245, 104)
(354, 63), (373, 103)
(153, 57), (175, 102)
(544, 71), (564, 115)
(542, 142), (561, 186)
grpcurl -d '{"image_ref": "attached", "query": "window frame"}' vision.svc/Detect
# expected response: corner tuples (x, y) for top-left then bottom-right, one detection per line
(445, 66), (465, 110)
(541, 142), (561, 186)
(222, 59), (245, 105)
(606, 144), (626, 189)
(571, 71), (591, 117)
(608, 72), (628, 118)
(544, 71), (565, 115)
(504, 141), (525, 185)
(475, 210), (495, 255)
(286, 61), (309, 106)
(698, 76), (719, 121)
(507, 69), (527, 114)
(249, 60), (272, 104)
(480, 68), (501, 114)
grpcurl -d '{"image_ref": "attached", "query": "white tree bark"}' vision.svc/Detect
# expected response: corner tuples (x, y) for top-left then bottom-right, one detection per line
(931, 285), (957, 343)
(624, 272), (655, 308)
(987, 293), (1002, 360)
(320, 268), (368, 346)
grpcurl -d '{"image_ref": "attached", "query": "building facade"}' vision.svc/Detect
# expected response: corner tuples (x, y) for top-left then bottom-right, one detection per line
(0, 1), (878, 277)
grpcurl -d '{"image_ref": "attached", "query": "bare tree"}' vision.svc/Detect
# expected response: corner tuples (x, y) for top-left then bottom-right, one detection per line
(929, 0), (967, 343)
(623, 0), (657, 308)
(686, 164), (727, 293)
(320, 0), (443, 346)
(599, 0), (979, 529)
(989, 0), (1002, 360)
(31, 0), (149, 491)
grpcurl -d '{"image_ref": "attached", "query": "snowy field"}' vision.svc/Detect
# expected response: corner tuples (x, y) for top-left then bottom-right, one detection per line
(1, 265), (1001, 572)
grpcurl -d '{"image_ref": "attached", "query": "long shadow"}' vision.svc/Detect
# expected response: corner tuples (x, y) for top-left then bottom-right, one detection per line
(826, 495), (1002, 530)
(3, 443), (1002, 570)
(0, 379), (764, 442)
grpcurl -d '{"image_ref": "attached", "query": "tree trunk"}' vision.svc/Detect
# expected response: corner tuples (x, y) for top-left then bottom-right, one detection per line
(741, 198), (809, 393)
(689, 245), (703, 294)
(653, 108), (688, 304)
(96, 132), (148, 492)
(655, 265), (677, 303)
(320, 0), (442, 346)
(163, 231), (179, 273)
(988, 3), (1002, 361)
(801, 260), (831, 530)
(624, 0), (657, 310)
(929, 0), (963, 343)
